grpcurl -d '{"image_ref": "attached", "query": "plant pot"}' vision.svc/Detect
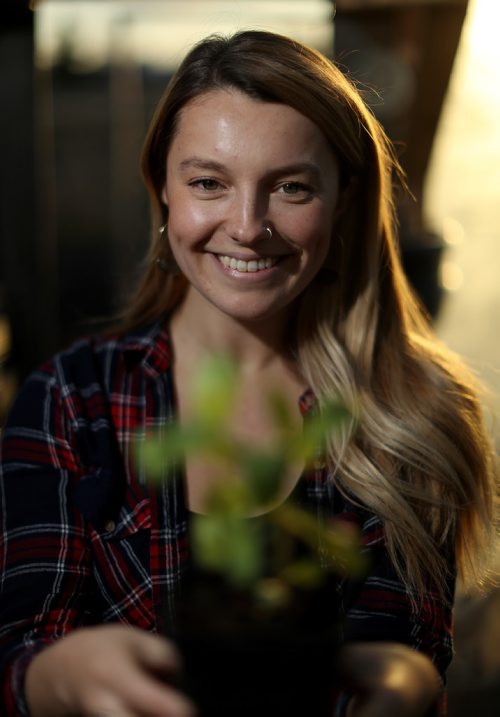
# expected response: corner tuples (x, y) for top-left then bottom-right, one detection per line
(174, 570), (341, 717)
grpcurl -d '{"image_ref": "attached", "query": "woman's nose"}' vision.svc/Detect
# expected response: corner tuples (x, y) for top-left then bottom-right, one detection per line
(224, 190), (269, 244)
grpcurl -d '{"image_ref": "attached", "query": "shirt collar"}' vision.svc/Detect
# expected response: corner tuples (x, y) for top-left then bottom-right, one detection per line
(116, 318), (172, 378)
(115, 319), (317, 412)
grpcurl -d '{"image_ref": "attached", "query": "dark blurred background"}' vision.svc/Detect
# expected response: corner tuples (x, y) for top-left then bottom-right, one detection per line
(0, 0), (470, 386)
(0, 2), (499, 711)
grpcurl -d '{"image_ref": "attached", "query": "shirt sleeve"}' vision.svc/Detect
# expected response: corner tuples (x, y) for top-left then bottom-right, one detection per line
(340, 511), (454, 675)
(337, 509), (455, 716)
(0, 365), (92, 715)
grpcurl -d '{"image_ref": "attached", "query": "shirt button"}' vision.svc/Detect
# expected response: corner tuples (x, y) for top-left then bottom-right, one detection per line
(104, 520), (116, 533)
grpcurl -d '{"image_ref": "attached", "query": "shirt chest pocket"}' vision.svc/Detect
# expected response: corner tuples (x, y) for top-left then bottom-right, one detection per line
(75, 468), (155, 627)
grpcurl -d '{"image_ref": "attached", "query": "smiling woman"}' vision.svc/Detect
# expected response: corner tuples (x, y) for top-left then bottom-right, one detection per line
(0, 28), (497, 717)
(161, 89), (340, 327)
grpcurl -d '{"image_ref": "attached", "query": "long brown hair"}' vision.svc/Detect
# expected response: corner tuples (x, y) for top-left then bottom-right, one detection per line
(122, 30), (497, 597)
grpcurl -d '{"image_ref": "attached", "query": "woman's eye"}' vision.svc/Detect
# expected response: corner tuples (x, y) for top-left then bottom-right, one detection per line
(279, 181), (311, 196)
(190, 178), (222, 191)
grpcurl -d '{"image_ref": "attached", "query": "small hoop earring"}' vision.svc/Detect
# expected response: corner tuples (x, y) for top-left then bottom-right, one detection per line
(156, 223), (180, 275)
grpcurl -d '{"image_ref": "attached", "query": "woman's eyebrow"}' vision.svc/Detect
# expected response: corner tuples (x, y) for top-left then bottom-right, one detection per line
(267, 162), (322, 181)
(178, 157), (226, 172)
(178, 156), (323, 180)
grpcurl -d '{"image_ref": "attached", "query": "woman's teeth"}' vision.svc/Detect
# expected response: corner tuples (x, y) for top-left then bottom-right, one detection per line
(217, 255), (278, 273)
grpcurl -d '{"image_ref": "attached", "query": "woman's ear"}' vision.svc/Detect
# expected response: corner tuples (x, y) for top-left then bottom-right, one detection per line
(161, 185), (169, 206)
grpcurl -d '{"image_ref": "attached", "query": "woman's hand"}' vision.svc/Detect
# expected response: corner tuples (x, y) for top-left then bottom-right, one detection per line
(337, 642), (442, 717)
(25, 625), (196, 717)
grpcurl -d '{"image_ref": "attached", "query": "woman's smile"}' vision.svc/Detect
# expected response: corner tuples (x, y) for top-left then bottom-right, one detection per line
(216, 254), (279, 273)
(162, 87), (341, 324)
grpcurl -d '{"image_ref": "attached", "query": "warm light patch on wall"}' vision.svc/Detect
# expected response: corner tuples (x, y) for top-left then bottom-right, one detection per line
(442, 217), (465, 247)
(439, 261), (464, 292)
(35, 0), (334, 72)
(466, 0), (500, 63)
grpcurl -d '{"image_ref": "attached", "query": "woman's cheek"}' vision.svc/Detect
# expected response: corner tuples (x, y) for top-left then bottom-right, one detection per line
(286, 211), (332, 253)
(170, 202), (222, 239)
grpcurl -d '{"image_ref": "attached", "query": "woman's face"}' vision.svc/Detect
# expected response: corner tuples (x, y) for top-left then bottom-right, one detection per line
(162, 88), (341, 325)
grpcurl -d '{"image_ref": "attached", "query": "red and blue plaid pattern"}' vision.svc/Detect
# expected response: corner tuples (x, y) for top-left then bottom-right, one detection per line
(0, 321), (453, 715)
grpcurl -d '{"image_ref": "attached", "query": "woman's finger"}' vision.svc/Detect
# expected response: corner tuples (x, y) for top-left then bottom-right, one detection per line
(338, 642), (441, 717)
(87, 629), (194, 717)
(124, 627), (184, 675)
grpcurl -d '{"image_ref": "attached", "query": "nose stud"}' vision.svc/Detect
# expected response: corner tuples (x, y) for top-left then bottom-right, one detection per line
(263, 225), (273, 240)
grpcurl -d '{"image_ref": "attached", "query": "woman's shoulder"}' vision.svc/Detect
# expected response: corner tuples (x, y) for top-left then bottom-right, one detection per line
(35, 319), (171, 384)
(6, 320), (172, 425)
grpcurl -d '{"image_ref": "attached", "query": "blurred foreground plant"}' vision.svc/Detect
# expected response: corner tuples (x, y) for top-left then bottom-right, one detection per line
(141, 355), (366, 606)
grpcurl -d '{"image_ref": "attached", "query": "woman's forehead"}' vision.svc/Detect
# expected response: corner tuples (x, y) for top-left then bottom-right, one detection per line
(168, 88), (338, 172)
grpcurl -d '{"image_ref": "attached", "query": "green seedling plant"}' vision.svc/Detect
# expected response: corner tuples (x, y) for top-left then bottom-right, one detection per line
(142, 355), (366, 609)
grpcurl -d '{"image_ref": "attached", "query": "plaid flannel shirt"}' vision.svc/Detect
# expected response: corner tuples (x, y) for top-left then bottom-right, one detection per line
(0, 320), (453, 715)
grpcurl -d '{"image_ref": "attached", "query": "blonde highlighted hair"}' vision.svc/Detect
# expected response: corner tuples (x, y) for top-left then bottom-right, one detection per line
(122, 30), (497, 597)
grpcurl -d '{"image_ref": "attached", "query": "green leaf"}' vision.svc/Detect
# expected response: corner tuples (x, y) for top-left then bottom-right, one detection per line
(253, 577), (292, 610)
(139, 434), (169, 479)
(191, 513), (227, 572)
(271, 504), (367, 578)
(204, 479), (254, 516)
(239, 449), (288, 505)
(140, 424), (212, 480)
(279, 559), (324, 589)
(191, 514), (263, 588)
(191, 354), (239, 425)
(225, 519), (263, 587)
(294, 399), (352, 464)
(267, 390), (295, 432)
(139, 355), (365, 589)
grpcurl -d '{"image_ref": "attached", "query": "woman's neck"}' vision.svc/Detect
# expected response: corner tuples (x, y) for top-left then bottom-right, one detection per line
(169, 291), (308, 515)
(169, 289), (296, 375)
